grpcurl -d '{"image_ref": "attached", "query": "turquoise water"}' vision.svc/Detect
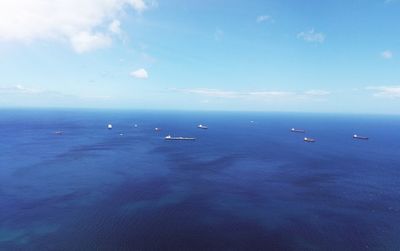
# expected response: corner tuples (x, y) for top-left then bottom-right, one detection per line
(0, 109), (399, 250)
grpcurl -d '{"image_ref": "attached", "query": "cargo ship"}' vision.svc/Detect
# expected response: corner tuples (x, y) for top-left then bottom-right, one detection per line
(197, 124), (208, 129)
(304, 137), (316, 143)
(165, 135), (196, 141)
(291, 128), (305, 133)
(353, 134), (368, 140)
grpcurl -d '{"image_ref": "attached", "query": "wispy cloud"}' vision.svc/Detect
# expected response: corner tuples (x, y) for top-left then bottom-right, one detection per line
(297, 29), (326, 43)
(247, 91), (294, 98)
(367, 86), (400, 98)
(130, 68), (149, 79)
(0, 85), (42, 94)
(214, 28), (224, 42)
(179, 88), (237, 98)
(256, 15), (273, 23)
(140, 53), (157, 63)
(175, 88), (330, 100)
(381, 50), (393, 59)
(0, 0), (152, 53)
(303, 89), (331, 97)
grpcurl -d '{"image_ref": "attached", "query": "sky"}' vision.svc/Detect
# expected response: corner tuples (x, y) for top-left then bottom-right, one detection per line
(0, 0), (399, 114)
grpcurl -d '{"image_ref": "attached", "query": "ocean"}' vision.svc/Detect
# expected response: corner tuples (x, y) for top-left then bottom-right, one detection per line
(0, 109), (399, 250)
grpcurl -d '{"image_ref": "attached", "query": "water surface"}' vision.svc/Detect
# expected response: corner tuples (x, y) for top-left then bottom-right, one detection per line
(0, 109), (399, 250)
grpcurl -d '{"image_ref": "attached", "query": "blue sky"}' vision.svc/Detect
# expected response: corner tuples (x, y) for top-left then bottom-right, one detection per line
(0, 0), (399, 113)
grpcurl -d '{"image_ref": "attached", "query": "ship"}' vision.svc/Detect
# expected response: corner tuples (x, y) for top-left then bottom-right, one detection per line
(107, 124), (113, 129)
(164, 135), (196, 141)
(155, 127), (161, 131)
(353, 134), (368, 140)
(197, 124), (208, 129)
(304, 137), (316, 143)
(291, 128), (305, 133)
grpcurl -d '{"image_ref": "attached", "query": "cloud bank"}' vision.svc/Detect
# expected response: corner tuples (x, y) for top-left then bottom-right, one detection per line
(0, 85), (42, 94)
(367, 86), (400, 98)
(176, 88), (330, 100)
(0, 0), (150, 53)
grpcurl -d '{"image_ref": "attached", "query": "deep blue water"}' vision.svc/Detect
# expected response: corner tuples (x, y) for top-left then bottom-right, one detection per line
(1, 109), (400, 250)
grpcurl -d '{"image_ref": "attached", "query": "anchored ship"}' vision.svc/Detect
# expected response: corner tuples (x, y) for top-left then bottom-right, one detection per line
(353, 134), (368, 140)
(304, 137), (316, 143)
(197, 124), (208, 129)
(291, 128), (305, 133)
(164, 135), (196, 141)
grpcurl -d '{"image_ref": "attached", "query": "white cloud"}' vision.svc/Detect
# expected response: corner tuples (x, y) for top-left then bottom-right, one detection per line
(297, 29), (326, 43)
(256, 15), (273, 23)
(70, 32), (112, 53)
(367, 86), (400, 98)
(0, 0), (150, 53)
(109, 20), (122, 34)
(130, 0), (148, 12)
(130, 68), (149, 79)
(381, 50), (393, 59)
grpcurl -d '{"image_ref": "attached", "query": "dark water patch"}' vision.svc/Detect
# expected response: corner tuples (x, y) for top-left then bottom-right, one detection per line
(168, 154), (242, 173)
(40, 191), (294, 251)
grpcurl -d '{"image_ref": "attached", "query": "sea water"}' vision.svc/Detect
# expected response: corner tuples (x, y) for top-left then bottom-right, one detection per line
(0, 109), (399, 250)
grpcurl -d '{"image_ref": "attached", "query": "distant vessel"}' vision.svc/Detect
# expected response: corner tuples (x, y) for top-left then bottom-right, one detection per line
(165, 135), (196, 141)
(304, 137), (316, 143)
(291, 128), (305, 133)
(53, 131), (64, 135)
(197, 124), (208, 129)
(353, 134), (368, 140)
(133, 124), (138, 128)
(155, 127), (161, 131)
(107, 124), (113, 129)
